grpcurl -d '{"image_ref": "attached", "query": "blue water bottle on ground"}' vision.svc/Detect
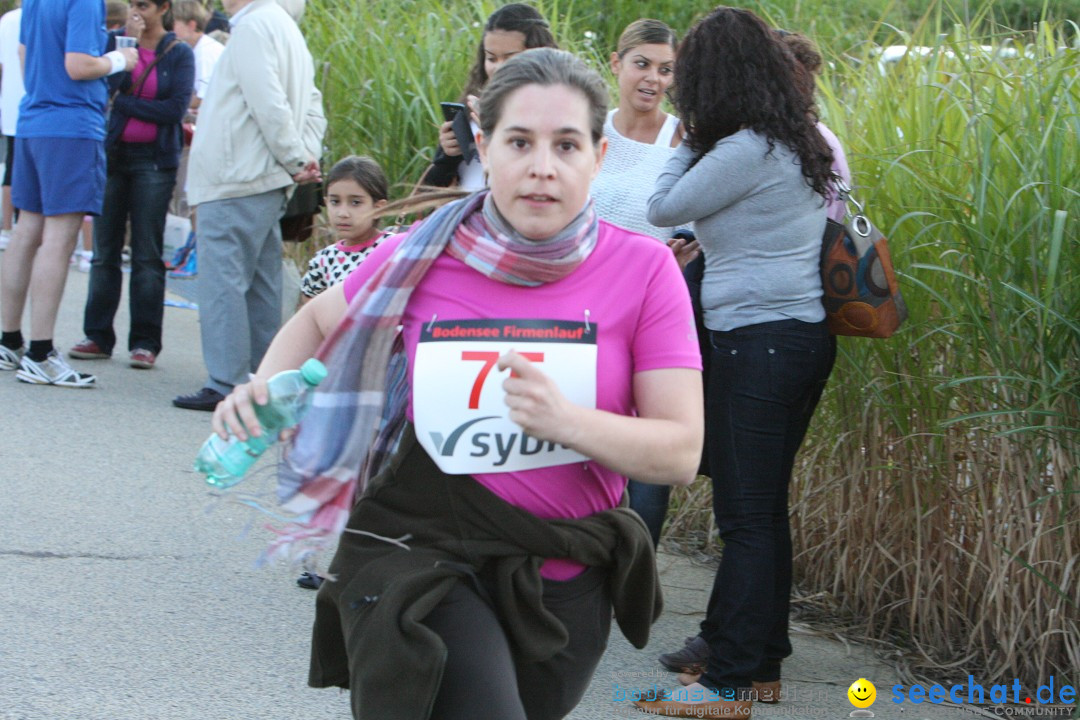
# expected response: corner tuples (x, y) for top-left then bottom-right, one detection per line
(195, 358), (328, 488)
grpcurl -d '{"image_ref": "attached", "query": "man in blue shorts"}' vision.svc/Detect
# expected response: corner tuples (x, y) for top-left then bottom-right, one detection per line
(0, 0), (136, 387)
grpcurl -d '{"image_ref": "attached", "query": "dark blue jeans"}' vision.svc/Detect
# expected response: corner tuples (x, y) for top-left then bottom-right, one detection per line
(628, 480), (670, 547)
(627, 254), (710, 546)
(84, 143), (176, 354)
(698, 318), (835, 693)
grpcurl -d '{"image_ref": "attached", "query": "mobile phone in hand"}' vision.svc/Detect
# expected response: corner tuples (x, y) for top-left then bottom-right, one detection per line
(441, 102), (466, 123)
(441, 102), (478, 162)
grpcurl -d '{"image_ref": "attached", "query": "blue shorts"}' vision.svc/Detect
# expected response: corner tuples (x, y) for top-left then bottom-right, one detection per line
(12, 136), (106, 216)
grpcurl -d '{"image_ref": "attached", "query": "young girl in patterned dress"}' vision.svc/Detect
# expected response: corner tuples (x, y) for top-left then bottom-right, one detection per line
(299, 156), (389, 303)
(296, 154), (390, 589)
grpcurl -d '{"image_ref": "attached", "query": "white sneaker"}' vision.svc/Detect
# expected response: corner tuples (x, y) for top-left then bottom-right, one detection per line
(76, 250), (92, 273)
(0, 343), (24, 370)
(16, 350), (96, 388)
(0, 228), (11, 250)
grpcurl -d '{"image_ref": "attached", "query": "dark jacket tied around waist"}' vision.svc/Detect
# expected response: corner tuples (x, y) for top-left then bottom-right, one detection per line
(309, 425), (662, 720)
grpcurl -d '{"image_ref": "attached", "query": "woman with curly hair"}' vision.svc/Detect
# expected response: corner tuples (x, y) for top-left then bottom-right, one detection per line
(640, 7), (838, 717)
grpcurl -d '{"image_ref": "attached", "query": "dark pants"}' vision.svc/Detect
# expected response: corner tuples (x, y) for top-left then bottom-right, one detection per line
(698, 318), (835, 692)
(84, 144), (176, 354)
(424, 567), (611, 720)
(627, 254), (710, 545)
(627, 480), (670, 547)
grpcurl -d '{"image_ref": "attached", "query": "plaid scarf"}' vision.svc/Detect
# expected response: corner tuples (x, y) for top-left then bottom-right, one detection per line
(267, 191), (598, 560)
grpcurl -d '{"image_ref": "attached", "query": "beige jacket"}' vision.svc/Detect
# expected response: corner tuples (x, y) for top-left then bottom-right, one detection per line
(187, 0), (325, 206)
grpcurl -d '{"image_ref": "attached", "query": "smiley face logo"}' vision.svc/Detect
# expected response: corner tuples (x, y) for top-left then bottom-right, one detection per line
(848, 679), (877, 708)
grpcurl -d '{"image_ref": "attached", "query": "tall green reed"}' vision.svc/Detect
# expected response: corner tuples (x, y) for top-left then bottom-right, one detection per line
(789, 14), (1078, 687)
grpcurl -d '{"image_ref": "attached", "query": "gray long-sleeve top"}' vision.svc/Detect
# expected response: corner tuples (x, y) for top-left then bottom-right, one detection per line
(647, 129), (826, 332)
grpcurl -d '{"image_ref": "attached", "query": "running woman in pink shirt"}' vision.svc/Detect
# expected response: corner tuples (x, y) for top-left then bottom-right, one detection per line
(212, 49), (703, 720)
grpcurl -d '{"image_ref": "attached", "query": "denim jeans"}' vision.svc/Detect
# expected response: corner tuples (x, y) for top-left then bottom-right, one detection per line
(627, 480), (671, 547)
(626, 255), (711, 546)
(698, 318), (835, 693)
(84, 144), (176, 354)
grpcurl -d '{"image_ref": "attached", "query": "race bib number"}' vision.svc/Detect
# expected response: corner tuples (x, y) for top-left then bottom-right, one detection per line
(413, 319), (597, 474)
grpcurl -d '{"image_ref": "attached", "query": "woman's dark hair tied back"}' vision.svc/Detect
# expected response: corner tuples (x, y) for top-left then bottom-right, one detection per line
(486, 2), (551, 32)
(616, 18), (678, 58)
(461, 3), (558, 101)
(149, 0), (175, 32)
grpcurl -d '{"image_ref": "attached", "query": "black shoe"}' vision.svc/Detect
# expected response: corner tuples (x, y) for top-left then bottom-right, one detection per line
(297, 572), (324, 590)
(658, 635), (710, 673)
(173, 387), (225, 411)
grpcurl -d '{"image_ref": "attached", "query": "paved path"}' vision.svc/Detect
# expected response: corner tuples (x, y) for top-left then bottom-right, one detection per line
(0, 269), (966, 720)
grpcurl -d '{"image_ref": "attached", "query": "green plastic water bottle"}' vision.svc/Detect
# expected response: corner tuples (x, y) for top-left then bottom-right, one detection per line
(194, 358), (328, 488)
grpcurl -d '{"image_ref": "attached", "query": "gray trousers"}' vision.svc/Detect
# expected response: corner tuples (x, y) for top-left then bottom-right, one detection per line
(196, 188), (287, 394)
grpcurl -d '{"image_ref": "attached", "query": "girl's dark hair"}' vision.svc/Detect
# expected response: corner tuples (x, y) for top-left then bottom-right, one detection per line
(479, 47), (607, 145)
(326, 155), (389, 203)
(673, 7), (833, 198)
(616, 18), (677, 58)
(460, 3), (558, 101)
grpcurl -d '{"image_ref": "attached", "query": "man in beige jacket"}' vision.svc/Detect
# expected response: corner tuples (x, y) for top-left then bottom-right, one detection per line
(174, 0), (325, 411)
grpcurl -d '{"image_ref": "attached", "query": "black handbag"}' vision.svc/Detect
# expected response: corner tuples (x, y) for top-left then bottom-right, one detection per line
(280, 181), (323, 243)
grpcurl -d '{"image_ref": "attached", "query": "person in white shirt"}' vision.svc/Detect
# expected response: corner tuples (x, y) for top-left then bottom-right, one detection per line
(167, 1), (225, 226)
(172, 0), (224, 109)
(0, 3), (24, 248)
(172, 0), (324, 411)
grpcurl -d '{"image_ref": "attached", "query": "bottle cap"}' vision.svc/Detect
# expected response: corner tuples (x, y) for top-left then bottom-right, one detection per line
(300, 357), (329, 386)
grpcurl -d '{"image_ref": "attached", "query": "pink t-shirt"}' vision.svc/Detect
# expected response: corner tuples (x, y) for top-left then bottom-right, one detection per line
(818, 122), (852, 222)
(121, 47), (159, 144)
(343, 220), (701, 579)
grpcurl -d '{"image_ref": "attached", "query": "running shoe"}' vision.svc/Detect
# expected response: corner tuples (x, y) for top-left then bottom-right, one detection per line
(16, 351), (96, 388)
(0, 344), (24, 370)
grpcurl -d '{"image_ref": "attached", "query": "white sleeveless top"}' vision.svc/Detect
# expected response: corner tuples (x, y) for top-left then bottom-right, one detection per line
(457, 118), (487, 190)
(592, 109), (686, 241)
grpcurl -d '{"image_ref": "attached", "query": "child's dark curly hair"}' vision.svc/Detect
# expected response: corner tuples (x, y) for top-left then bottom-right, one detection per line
(673, 7), (834, 198)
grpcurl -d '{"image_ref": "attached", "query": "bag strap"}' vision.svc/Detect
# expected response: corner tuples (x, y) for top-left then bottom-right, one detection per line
(126, 38), (181, 98)
(833, 177), (867, 216)
(832, 177), (878, 238)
